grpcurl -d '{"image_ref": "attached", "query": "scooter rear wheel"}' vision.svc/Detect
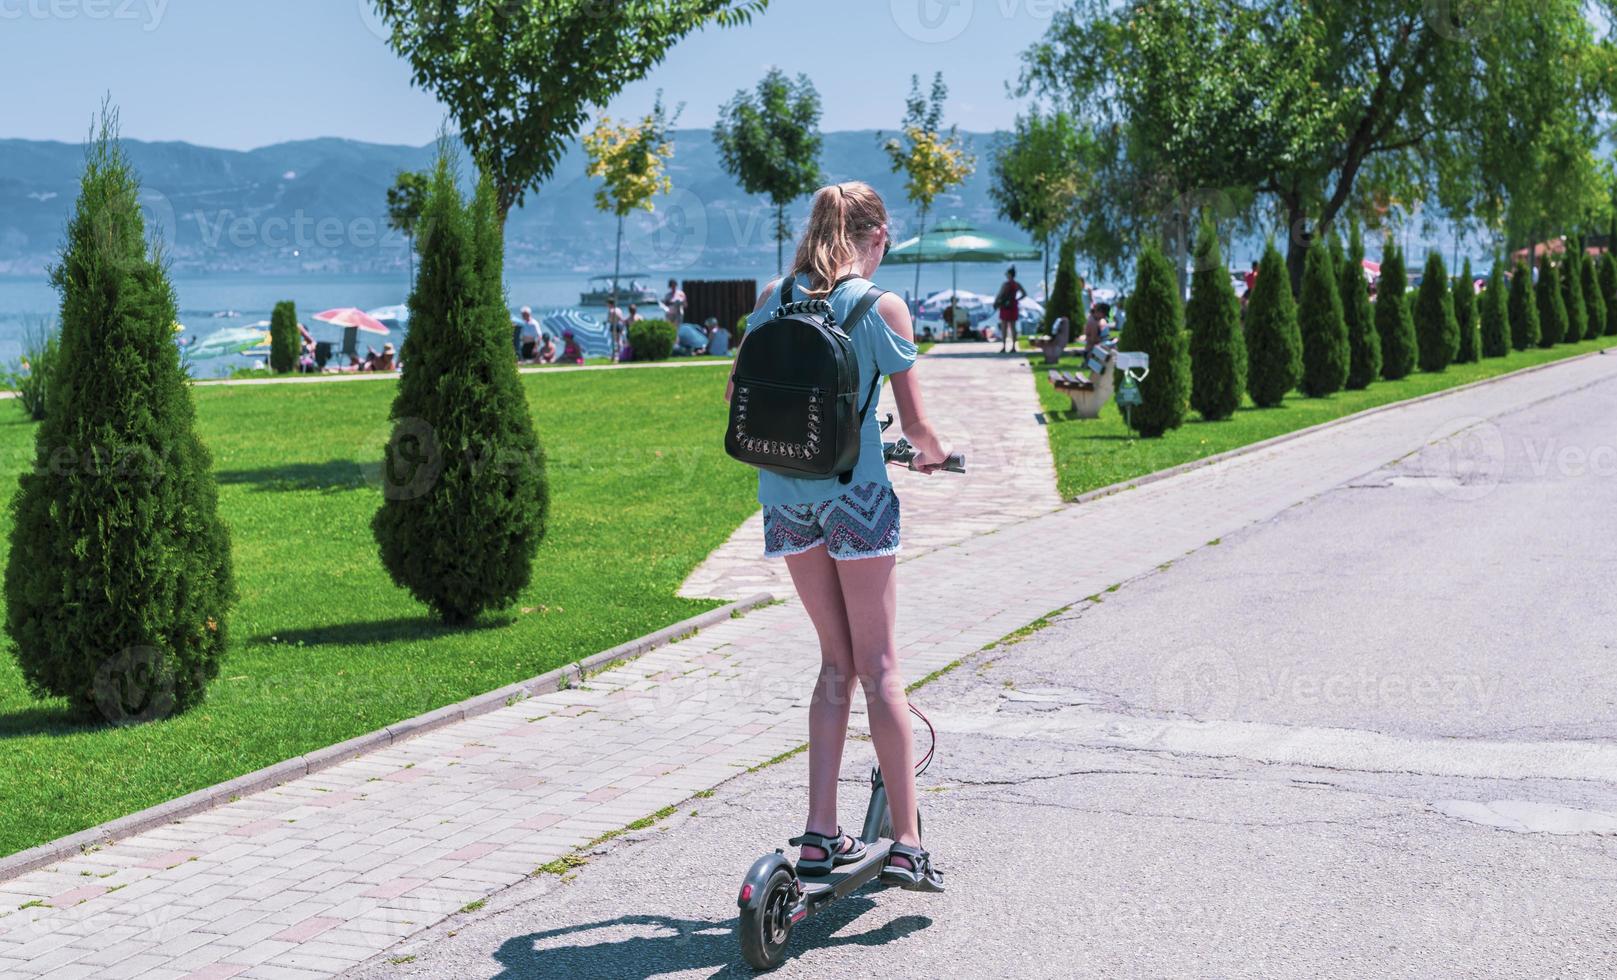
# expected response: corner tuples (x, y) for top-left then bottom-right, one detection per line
(739, 866), (796, 970)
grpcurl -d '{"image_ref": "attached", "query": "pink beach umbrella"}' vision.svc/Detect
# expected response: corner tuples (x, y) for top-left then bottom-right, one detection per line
(312, 308), (390, 335)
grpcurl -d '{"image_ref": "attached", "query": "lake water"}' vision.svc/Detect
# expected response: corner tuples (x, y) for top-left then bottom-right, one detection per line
(0, 265), (1023, 377)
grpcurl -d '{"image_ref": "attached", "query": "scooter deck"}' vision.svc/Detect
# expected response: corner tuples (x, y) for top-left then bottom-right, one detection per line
(799, 838), (892, 909)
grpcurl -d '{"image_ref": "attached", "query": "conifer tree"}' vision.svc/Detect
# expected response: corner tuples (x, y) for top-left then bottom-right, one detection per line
(1478, 263), (1509, 358)
(1453, 258), (1477, 363)
(1376, 240), (1417, 379)
(1579, 248), (1605, 341)
(1601, 253), (1617, 337)
(1119, 239), (1190, 436)
(1245, 241), (1302, 406)
(5, 108), (235, 722)
(1186, 217), (1245, 420)
(1342, 222), (1379, 389)
(269, 300), (299, 374)
(372, 151), (549, 624)
(1560, 240), (1587, 343)
(1536, 252), (1568, 347)
(1414, 251), (1459, 372)
(1508, 260), (1540, 350)
(1297, 241), (1349, 396)
(1043, 238), (1083, 334)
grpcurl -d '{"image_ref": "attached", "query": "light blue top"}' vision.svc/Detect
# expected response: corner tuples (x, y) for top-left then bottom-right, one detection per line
(749, 275), (918, 506)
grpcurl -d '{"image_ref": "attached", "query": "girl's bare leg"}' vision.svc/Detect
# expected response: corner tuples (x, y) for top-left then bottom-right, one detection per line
(783, 544), (857, 861)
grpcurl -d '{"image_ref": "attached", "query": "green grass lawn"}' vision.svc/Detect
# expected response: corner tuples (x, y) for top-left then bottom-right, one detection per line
(1033, 335), (1617, 499)
(0, 363), (754, 856)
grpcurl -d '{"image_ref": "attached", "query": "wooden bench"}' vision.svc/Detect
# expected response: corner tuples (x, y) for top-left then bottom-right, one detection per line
(1030, 317), (1072, 365)
(1048, 351), (1116, 419)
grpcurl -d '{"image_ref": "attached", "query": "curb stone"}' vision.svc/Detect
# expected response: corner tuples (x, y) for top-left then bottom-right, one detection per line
(0, 591), (774, 884)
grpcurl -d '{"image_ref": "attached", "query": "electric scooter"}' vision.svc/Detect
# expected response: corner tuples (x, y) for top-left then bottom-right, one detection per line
(735, 427), (962, 971)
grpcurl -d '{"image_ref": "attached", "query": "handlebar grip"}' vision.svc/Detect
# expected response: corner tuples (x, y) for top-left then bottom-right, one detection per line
(940, 453), (966, 474)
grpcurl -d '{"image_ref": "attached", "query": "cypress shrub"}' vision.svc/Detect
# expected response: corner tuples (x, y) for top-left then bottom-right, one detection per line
(1118, 239), (1189, 437)
(630, 319), (676, 361)
(1508, 260), (1540, 350)
(5, 112), (235, 722)
(1453, 258), (1478, 363)
(1579, 250), (1605, 341)
(1376, 240), (1417, 379)
(1536, 253), (1567, 347)
(1602, 253), (1617, 336)
(269, 300), (299, 374)
(1414, 251), (1459, 373)
(1342, 222), (1379, 389)
(1560, 241), (1587, 343)
(372, 155), (548, 625)
(1043, 238), (1083, 333)
(1297, 242), (1348, 396)
(1244, 241), (1302, 407)
(1478, 263), (1509, 358)
(1185, 217), (1245, 420)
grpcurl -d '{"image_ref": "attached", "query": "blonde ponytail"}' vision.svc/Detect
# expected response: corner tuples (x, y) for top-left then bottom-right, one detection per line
(789, 181), (888, 297)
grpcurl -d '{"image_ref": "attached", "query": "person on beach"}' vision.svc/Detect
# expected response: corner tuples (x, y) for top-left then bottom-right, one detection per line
(675, 320), (709, 355)
(560, 330), (585, 365)
(517, 306), (541, 361)
(725, 180), (949, 892)
(994, 266), (1027, 352)
(607, 300), (627, 361)
(662, 279), (686, 324)
(537, 333), (557, 364)
(626, 303), (642, 328)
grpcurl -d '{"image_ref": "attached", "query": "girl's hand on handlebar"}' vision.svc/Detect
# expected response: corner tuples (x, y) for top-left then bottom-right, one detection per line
(905, 425), (950, 475)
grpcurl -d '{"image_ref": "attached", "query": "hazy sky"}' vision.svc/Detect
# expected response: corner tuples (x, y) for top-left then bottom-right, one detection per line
(3, 0), (1060, 148)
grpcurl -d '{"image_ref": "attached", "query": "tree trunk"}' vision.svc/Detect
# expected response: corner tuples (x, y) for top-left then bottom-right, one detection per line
(1171, 197), (1191, 300)
(1282, 192), (1309, 296)
(913, 205), (929, 304)
(613, 216), (624, 307)
(776, 202), (785, 275)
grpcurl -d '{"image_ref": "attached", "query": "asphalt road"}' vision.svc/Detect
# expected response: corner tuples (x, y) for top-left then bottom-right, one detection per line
(348, 374), (1617, 980)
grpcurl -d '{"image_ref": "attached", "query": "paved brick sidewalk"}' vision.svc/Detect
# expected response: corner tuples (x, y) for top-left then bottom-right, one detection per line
(2, 352), (1611, 979)
(680, 342), (1062, 600)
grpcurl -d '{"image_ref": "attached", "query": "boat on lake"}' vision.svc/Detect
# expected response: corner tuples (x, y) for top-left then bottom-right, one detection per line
(578, 274), (659, 308)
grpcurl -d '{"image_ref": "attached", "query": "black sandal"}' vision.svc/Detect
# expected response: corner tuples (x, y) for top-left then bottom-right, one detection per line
(788, 827), (867, 877)
(879, 842), (944, 893)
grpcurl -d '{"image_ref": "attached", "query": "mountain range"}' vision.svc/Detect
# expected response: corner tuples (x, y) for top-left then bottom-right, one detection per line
(0, 131), (1027, 278)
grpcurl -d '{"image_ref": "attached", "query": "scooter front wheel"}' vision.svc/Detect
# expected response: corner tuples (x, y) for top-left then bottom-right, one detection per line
(739, 865), (797, 970)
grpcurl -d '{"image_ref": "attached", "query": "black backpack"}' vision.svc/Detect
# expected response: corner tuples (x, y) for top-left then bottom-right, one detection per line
(725, 277), (887, 483)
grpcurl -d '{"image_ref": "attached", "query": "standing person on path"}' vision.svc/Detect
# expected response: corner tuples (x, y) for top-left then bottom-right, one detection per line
(607, 299), (627, 362)
(726, 181), (950, 892)
(994, 266), (1027, 353)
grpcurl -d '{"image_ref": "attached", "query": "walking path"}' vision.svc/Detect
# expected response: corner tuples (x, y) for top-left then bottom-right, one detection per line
(680, 343), (1061, 600)
(2, 350), (1613, 979)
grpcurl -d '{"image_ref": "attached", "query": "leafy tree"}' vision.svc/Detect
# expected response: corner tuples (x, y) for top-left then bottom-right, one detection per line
(584, 95), (680, 306)
(1245, 241), (1302, 406)
(1536, 252), (1568, 347)
(1342, 222), (1379, 388)
(1601, 252), (1617, 336)
(1020, 0), (1612, 291)
(269, 300), (299, 375)
(1376, 240), (1417, 379)
(1579, 247), (1606, 340)
(1043, 238), (1084, 334)
(386, 168), (429, 278)
(1560, 240), (1587, 343)
(1508, 260), (1540, 350)
(881, 73), (976, 300)
(1478, 262), (1509, 358)
(6, 108), (235, 722)
(373, 151), (547, 625)
(989, 109), (1099, 290)
(713, 69), (824, 274)
(1186, 216), (1245, 420)
(1298, 242), (1349, 395)
(371, 0), (765, 223)
(1453, 258), (1478, 363)
(1414, 252), (1459, 373)
(1118, 240), (1189, 436)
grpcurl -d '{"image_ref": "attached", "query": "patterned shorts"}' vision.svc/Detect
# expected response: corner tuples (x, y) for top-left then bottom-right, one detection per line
(762, 482), (901, 561)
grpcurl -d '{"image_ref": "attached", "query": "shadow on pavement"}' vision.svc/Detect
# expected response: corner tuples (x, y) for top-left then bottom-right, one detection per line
(491, 902), (932, 978)
(215, 460), (368, 493)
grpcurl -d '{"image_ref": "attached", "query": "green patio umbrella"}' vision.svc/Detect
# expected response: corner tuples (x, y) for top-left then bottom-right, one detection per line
(883, 217), (1043, 300)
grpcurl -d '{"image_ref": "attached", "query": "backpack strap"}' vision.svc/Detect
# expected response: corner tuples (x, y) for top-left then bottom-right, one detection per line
(839, 283), (888, 485)
(778, 275), (794, 306)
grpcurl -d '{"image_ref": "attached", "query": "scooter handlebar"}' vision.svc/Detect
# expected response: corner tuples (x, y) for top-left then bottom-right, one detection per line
(882, 438), (966, 474)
